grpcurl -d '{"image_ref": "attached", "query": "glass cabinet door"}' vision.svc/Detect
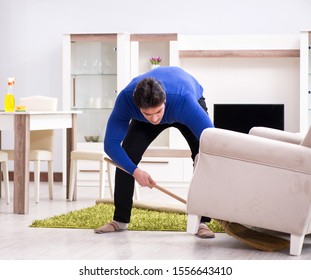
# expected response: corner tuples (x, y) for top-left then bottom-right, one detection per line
(70, 34), (118, 143)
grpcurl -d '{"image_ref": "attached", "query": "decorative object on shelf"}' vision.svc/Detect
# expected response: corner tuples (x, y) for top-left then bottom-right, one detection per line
(149, 56), (161, 69)
(95, 97), (102, 108)
(84, 136), (92, 142)
(82, 59), (88, 74)
(15, 105), (26, 112)
(93, 59), (102, 74)
(4, 77), (16, 112)
(84, 136), (100, 142)
(91, 136), (100, 142)
(87, 97), (95, 108)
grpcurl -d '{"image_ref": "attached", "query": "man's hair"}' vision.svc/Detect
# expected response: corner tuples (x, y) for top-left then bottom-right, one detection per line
(133, 77), (166, 108)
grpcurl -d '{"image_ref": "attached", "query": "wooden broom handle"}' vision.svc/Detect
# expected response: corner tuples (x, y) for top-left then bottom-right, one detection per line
(104, 157), (187, 205)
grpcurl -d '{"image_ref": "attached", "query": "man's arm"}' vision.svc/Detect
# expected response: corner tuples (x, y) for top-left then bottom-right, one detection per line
(178, 95), (214, 139)
(103, 97), (137, 175)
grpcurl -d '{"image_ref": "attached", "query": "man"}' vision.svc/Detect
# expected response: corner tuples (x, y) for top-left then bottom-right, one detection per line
(95, 66), (215, 238)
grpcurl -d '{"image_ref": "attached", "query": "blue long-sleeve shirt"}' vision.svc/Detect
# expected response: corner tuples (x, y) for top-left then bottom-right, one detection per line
(104, 66), (214, 174)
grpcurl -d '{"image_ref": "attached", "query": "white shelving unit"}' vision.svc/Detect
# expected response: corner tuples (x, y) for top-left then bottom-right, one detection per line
(178, 34), (300, 132)
(62, 33), (131, 184)
(130, 34), (183, 148)
(63, 33), (131, 143)
(62, 32), (302, 186)
(128, 33), (193, 185)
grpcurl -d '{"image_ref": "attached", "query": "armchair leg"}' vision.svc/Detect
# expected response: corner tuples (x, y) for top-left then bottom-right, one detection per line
(187, 214), (201, 235)
(290, 234), (305, 256)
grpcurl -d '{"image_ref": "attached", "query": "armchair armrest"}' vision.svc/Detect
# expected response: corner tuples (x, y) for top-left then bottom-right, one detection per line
(200, 128), (311, 175)
(249, 127), (303, 144)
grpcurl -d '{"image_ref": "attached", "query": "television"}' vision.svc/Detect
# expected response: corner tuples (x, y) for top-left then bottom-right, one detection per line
(213, 104), (284, 134)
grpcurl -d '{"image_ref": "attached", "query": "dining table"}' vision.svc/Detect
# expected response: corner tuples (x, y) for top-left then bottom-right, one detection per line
(0, 110), (81, 214)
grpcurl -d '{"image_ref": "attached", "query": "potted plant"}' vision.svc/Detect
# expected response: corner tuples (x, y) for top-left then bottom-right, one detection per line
(149, 56), (162, 69)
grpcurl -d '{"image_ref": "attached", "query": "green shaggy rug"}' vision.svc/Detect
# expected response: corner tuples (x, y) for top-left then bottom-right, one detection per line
(30, 200), (224, 232)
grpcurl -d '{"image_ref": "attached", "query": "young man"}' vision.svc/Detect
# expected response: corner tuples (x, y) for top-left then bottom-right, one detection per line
(95, 66), (215, 238)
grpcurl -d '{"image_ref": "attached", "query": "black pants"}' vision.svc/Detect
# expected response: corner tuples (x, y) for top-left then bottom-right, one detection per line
(113, 97), (211, 224)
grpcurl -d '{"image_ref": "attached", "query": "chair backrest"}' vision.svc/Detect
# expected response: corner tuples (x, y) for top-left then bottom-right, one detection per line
(300, 126), (311, 148)
(18, 96), (58, 152)
(0, 151), (8, 162)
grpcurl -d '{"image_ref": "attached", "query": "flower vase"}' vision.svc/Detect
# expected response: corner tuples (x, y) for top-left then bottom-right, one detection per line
(151, 64), (160, 70)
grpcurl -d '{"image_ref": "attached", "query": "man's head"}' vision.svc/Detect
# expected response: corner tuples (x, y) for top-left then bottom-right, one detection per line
(133, 77), (166, 125)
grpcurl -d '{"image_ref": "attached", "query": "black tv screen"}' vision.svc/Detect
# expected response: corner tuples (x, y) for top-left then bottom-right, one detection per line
(213, 104), (284, 134)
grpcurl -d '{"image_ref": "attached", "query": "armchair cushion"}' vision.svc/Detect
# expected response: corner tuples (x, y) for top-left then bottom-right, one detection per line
(300, 125), (311, 148)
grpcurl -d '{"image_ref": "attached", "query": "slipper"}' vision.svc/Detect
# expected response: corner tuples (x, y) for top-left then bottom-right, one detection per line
(94, 221), (128, 234)
(197, 223), (215, 239)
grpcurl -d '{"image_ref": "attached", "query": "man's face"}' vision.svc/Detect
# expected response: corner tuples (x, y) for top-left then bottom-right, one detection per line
(140, 103), (165, 125)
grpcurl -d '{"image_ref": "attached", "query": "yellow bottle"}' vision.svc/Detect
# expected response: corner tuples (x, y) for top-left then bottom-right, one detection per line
(4, 78), (15, 112)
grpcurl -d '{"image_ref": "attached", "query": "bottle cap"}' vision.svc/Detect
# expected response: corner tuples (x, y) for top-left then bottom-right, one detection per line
(8, 77), (15, 86)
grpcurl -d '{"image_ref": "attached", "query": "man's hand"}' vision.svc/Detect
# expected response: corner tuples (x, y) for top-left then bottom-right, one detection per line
(133, 168), (156, 189)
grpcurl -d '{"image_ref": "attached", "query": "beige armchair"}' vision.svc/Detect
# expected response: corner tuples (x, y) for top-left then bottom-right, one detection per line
(4, 96), (57, 203)
(186, 126), (311, 256)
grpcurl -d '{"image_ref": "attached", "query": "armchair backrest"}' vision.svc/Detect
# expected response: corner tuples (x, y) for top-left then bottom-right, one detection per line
(300, 126), (311, 147)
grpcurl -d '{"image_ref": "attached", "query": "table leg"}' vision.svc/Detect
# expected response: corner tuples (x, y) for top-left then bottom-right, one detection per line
(66, 113), (77, 199)
(13, 115), (30, 214)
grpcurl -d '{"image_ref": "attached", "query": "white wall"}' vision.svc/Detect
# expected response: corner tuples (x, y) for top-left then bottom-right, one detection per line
(1, 0), (311, 172)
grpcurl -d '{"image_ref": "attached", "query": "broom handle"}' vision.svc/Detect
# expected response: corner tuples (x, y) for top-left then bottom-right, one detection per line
(104, 157), (187, 205)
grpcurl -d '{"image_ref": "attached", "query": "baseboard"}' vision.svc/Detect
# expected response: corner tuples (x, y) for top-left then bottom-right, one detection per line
(8, 171), (63, 182)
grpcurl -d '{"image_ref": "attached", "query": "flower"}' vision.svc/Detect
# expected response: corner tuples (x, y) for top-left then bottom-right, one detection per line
(149, 56), (162, 65)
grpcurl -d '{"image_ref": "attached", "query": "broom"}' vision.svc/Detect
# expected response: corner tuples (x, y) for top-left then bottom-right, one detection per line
(104, 157), (289, 252)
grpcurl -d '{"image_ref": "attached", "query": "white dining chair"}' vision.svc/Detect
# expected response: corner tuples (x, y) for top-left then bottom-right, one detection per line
(0, 151), (10, 204)
(68, 150), (110, 201)
(68, 150), (140, 201)
(4, 96), (58, 203)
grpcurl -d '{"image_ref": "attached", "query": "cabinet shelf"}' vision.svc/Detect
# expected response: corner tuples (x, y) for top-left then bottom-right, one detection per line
(72, 107), (113, 110)
(71, 34), (117, 42)
(130, 33), (177, 42)
(71, 73), (117, 77)
(63, 33), (128, 146)
(179, 49), (300, 58)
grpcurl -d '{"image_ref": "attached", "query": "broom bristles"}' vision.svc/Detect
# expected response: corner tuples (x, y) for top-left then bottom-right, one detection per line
(216, 219), (290, 252)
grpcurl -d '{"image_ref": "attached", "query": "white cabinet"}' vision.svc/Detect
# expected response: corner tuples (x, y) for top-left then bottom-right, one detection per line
(129, 33), (188, 149)
(300, 31), (311, 133)
(62, 32), (302, 187)
(130, 33), (179, 78)
(129, 34), (192, 185)
(63, 33), (131, 144)
(62, 33), (131, 186)
(179, 34), (300, 132)
(138, 157), (193, 186)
